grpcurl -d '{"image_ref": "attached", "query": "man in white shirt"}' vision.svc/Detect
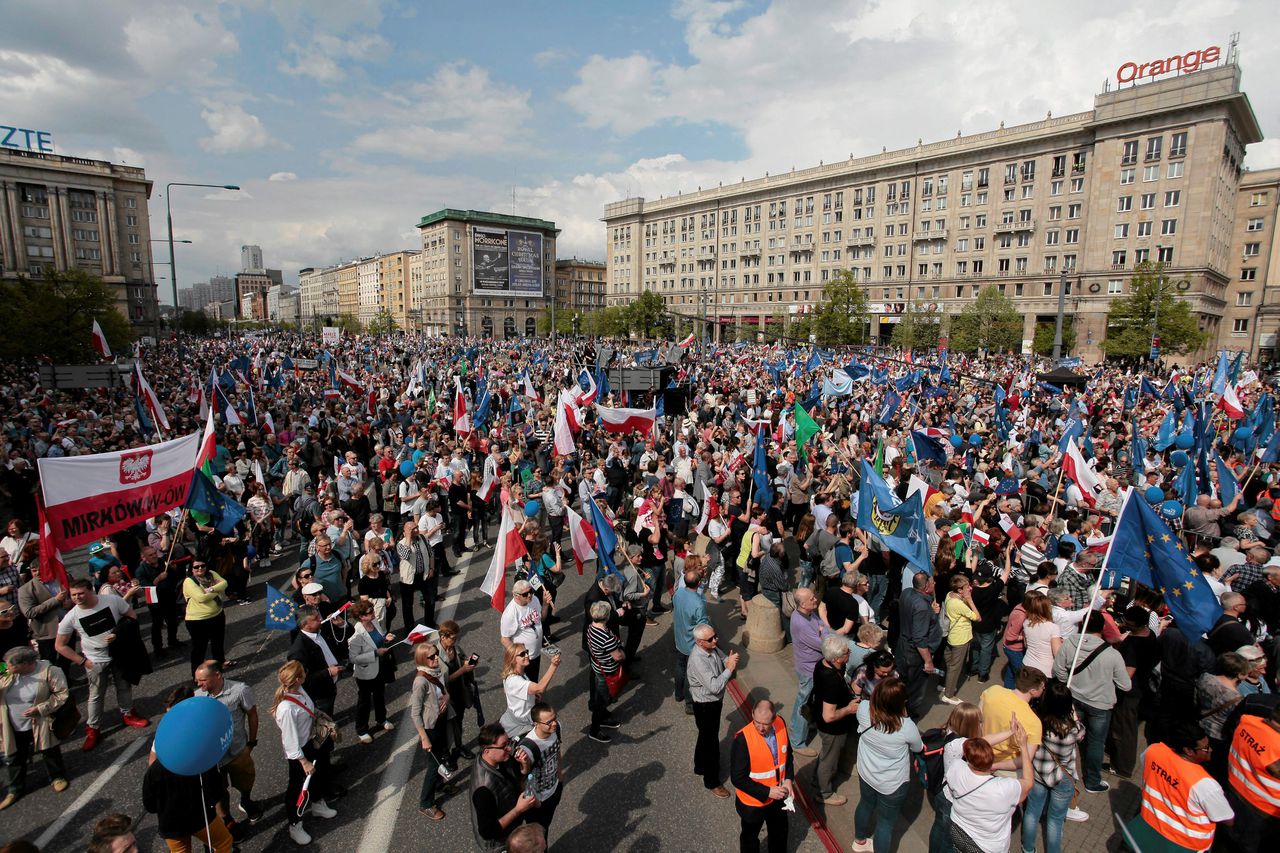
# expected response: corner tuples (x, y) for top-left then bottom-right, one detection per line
(54, 578), (149, 751)
(501, 581), (544, 680)
(517, 702), (565, 835)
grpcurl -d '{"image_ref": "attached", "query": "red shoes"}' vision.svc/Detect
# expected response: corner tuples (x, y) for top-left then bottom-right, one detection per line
(122, 712), (150, 729)
(82, 726), (99, 751)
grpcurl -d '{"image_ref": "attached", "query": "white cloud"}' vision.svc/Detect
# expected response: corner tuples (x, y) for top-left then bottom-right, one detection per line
(199, 100), (279, 153)
(278, 31), (390, 83)
(123, 7), (238, 86)
(533, 48), (569, 67)
(269, 171), (299, 181)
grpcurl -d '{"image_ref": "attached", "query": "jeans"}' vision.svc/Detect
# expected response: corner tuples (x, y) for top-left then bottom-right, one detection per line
(85, 661), (134, 728)
(674, 651), (690, 705)
(1001, 646), (1025, 689)
(418, 720), (447, 808)
(928, 789), (954, 853)
(1021, 775), (1074, 853)
(1073, 700), (1111, 789)
(854, 777), (910, 853)
(865, 574), (888, 618)
(970, 631), (998, 678)
(789, 675), (813, 745)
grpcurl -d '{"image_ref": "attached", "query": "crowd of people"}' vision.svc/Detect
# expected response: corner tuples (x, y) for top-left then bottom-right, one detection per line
(0, 329), (1277, 853)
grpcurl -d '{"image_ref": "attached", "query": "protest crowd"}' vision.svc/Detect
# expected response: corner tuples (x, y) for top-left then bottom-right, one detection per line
(1, 326), (1279, 853)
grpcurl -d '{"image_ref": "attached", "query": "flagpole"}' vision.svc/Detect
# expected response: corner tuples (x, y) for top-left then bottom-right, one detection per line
(1067, 491), (1129, 690)
(162, 509), (189, 571)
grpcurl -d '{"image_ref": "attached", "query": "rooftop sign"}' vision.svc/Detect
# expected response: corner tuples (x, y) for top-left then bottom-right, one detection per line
(1, 125), (54, 153)
(1116, 46), (1220, 85)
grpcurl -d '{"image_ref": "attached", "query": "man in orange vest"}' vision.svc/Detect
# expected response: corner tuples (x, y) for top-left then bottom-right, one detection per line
(730, 699), (794, 853)
(1128, 721), (1233, 852)
(1224, 705), (1280, 852)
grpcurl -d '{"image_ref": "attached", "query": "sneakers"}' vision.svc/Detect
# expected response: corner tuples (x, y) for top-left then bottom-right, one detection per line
(121, 711), (150, 728)
(599, 718), (621, 730)
(589, 731), (613, 743)
(51, 778), (69, 793)
(382, 721), (396, 732)
(82, 726), (100, 752)
(851, 840), (874, 853)
(1084, 782), (1111, 794)
(821, 793), (848, 806)
(0, 793), (17, 811)
(940, 695), (963, 705)
(358, 733), (374, 744)
(288, 823), (312, 846)
(310, 799), (337, 819)
(437, 763), (458, 782)
(1065, 807), (1090, 822)
(244, 803), (264, 825)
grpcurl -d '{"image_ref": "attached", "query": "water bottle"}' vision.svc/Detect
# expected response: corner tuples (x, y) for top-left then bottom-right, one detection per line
(524, 772), (536, 800)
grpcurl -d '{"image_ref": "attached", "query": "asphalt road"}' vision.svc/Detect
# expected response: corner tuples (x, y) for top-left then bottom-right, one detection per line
(3, 534), (825, 853)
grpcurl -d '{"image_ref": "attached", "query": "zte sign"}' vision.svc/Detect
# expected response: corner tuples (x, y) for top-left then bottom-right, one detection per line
(1116, 46), (1221, 84)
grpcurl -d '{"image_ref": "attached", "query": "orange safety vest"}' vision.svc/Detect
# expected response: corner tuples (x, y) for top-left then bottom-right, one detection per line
(1140, 742), (1218, 851)
(1227, 714), (1280, 818)
(735, 717), (789, 808)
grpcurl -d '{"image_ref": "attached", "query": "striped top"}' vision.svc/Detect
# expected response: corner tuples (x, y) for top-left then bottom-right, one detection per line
(587, 624), (621, 675)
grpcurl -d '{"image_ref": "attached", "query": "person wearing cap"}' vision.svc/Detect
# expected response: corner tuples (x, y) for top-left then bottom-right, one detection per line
(500, 580), (544, 681)
(288, 604), (343, 716)
(1236, 645), (1271, 697)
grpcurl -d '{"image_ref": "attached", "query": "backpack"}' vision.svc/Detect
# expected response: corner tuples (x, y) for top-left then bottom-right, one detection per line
(938, 596), (953, 639)
(912, 727), (963, 797)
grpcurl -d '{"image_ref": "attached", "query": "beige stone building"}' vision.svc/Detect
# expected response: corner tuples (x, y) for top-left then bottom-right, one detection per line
(336, 261), (359, 321)
(1224, 168), (1280, 360)
(553, 258), (608, 330)
(416, 209), (557, 338)
(603, 63), (1263, 360)
(235, 270), (273, 320)
(0, 147), (158, 332)
(378, 250), (418, 330)
(357, 257), (380, 325)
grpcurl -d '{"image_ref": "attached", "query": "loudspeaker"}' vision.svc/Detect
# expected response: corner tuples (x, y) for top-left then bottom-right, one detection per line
(663, 387), (689, 417)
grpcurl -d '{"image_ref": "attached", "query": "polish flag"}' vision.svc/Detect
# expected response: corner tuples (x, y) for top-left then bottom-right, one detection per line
(971, 528), (990, 547)
(134, 363), (170, 432)
(576, 369), (598, 407)
(596, 405), (657, 435)
(553, 395), (576, 457)
(261, 410), (275, 435)
(566, 505), (596, 575)
(948, 525), (966, 542)
(334, 455), (343, 478)
(1062, 437), (1104, 508)
(476, 468), (499, 502)
(479, 502), (528, 610)
(998, 515), (1026, 547)
(677, 332), (695, 348)
(557, 389), (582, 433)
(406, 623), (436, 645)
(322, 388), (342, 400)
(454, 377), (472, 436)
(695, 480), (719, 535)
(142, 586), (160, 605)
(91, 320), (112, 359)
(336, 369), (363, 392)
(1217, 384), (1245, 419)
(523, 372), (541, 403)
(960, 502), (974, 525)
(1086, 534), (1113, 554)
(196, 406), (217, 470)
(742, 417), (772, 434)
(906, 475), (939, 506)
(35, 496), (69, 590)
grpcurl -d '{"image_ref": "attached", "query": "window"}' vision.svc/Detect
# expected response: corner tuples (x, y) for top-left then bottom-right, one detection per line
(1244, 243), (1261, 257)
(1112, 250), (1127, 267)
(1050, 180), (1063, 196)
(1143, 165), (1159, 182)
(1145, 136), (1162, 161)
(1065, 228), (1079, 244)
(1114, 224), (1130, 239)
(1164, 190), (1181, 207)
(1117, 196), (1132, 212)
(1108, 279), (1123, 295)
(1167, 162), (1184, 179)
(125, 215), (137, 227)
(1251, 192), (1269, 207)
(1233, 318), (1250, 334)
(1141, 193), (1156, 210)
(73, 247), (101, 261)
(26, 245), (54, 258)
(22, 225), (52, 239)
(1242, 268), (1257, 281)
(1137, 221), (1152, 237)
(1157, 246), (1173, 263)
(127, 233), (140, 244)
(1170, 131), (1187, 157)
(1134, 248), (1150, 264)
(1046, 230), (1060, 245)
(124, 197), (137, 209)
(1122, 140), (1139, 165)
(1070, 178), (1084, 193)
(1238, 292), (1254, 307)
(1247, 218), (1264, 232)
(1120, 168), (1135, 185)
(1015, 283), (1025, 296)
(1048, 206), (1062, 221)
(1161, 219), (1177, 236)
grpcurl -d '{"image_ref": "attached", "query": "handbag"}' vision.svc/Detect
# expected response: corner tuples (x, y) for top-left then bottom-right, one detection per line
(50, 671), (82, 742)
(283, 695), (341, 748)
(589, 646), (629, 699)
(781, 589), (798, 618)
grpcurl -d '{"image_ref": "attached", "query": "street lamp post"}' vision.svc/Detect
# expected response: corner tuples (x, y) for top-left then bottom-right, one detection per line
(165, 182), (239, 311)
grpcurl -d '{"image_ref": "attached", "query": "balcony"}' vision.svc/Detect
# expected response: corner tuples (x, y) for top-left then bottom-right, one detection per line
(913, 229), (949, 242)
(846, 234), (876, 248)
(994, 218), (1036, 234)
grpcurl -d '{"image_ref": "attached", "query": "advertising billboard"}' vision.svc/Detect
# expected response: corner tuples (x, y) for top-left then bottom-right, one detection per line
(472, 227), (544, 296)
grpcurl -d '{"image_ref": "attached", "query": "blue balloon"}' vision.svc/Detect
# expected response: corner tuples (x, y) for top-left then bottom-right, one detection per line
(1170, 450), (1189, 468)
(969, 434), (982, 447)
(524, 499), (542, 518)
(949, 435), (963, 449)
(1175, 433), (1195, 450)
(1160, 500), (1184, 519)
(1145, 486), (1165, 504)
(399, 459), (415, 477)
(1233, 427), (1253, 443)
(154, 696), (233, 776)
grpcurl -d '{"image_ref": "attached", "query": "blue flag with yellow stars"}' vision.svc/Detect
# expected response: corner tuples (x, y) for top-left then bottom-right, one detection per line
(265, 583), (297, 632)
(857, 460), (931, 575)
(1105, 493), (1221, 637)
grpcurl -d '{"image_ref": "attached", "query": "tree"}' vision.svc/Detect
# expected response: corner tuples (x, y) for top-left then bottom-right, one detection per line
(798, 270), (870, 346)
(177, 310), (212, 335)
(1103, 262), (1208, 358)
(365, 310), (399, 335)
(333, 314), (363, 336)
(890, 302), (942, 351)
(535, 307), (576, 335)
(1033, 317), (1077, 356)
(948, 286), (1024, 354)
(0, 268), (133, 362)
(625, 291), (669, 338)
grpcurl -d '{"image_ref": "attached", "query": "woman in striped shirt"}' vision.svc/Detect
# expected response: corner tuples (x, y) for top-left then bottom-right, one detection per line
(585, 600), (623, 744)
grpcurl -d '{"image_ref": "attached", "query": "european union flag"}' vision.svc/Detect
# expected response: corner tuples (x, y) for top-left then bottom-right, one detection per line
(1106, 494), (1221, 638)
(595, 367), (611, 400)
(265, 583), (296, 631)
(184, 469), (247, 535)
(587, 496), (621, 580)
(751, 431), (774, 510)
(994, 477), (1022, 496)
(878, 389), (902, 424)
(911, 430), (948, 467)
(857, 461), (930, 574)
(845, 362), (871, 381)
(1213, 451), (1239, 504)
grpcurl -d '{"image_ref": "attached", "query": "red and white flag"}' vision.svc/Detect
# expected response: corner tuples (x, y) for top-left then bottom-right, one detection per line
(35, 496), (69, 590)
(336, 369), (363, 393)
(476, 468), (498, 502)
(479, 502), (529, 610)
(566, 505), (596, 576)
(1217, 384), (1245, 419)
(553, 395), (576, 457)
(38, 430), (202, 551)
(557, 389), (582, 433)
(677, 332), (695, 348)
(948, 525), (965, 542)
(405, 623), (436, 645)
(261, 410), (275, 435)
(596, 405), (657, 435)
(142, 586), (160, 605)
(522, 372), (541, 403)
(91, 319), (112, 360)
(960, 502), (974, 525)
(998, 515), (1026, 547)
(1086, 534), (1113, 554)
(454, 377), (472, 436)
(971, 528), (991, 547)
(575, 369), (598, 407)
(906, 475), (939, 507)
(695, 480), (719, 536)
(134, 363), (170, 432)
(196, 406), (217, 470)
(1062, 437), (1104, 507)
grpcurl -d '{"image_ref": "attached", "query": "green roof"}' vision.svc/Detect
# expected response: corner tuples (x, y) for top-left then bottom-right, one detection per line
(417, 208), (559, 234)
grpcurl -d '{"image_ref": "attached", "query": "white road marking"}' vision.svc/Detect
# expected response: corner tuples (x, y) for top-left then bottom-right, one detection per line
(356, 558), (476, 853)
(36, 731), (151, 848)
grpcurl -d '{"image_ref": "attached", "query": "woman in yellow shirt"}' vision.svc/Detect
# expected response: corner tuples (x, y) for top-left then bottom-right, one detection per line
(941, 575), (981, 705)
(183, 560), (233, 675)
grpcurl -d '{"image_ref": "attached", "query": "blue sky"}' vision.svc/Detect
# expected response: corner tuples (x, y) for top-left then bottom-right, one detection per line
(2, 0), (1277, 301)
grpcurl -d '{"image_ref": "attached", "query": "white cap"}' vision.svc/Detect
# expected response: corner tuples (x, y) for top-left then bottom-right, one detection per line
(302, 582), (324, 595)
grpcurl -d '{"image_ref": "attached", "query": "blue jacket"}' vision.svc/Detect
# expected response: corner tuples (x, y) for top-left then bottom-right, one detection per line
(672, 586), (709, 656)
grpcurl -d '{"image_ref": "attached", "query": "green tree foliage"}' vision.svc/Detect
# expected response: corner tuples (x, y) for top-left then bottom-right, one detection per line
(1032, 318), (1077, 356)
(794, 270), (870, 346)
(1102, 262), (1208, 357)
(365, 310), (399, 335)
(176, 310), (213, 335)
(948, 286), (1024, 354)
(890, 302), (942, 351)
(333, 314), (363, 336)
(0, 269), (133, 362)
(627, 290), (670, 338)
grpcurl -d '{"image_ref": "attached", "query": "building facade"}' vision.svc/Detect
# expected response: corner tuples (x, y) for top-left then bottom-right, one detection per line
(416, 209), (557, 338)
(357, 257), (380, 324)
(234, 271), (273, 320)
(554, 258), (608, 328)
(240, 244), (264, 273)
(0, 148), (158, 332)
(1224, 169), (1280, 360)
(602, 62), (1263, 359)
(336, 261), (359, 320)
(379, 250), (417, 330)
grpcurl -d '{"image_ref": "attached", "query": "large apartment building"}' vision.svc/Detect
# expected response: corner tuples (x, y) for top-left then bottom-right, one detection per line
(1224, 169), (1280, 360)
(416, 209), (557, 338)
(0, 147), (158, 332)
(554, 258), (608, 322)
(602, 60), (1264, 360)
(298, 249), (421, 330)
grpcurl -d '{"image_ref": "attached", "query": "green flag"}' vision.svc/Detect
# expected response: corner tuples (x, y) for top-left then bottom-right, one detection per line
(873, 437), (885, 478)
(794, 403), (820, 465)
(427, 387), (437, 411)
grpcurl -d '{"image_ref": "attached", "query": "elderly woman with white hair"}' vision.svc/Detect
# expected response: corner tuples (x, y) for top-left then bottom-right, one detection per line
(0, 645), (71, 809)
(812, 634), (859, 806)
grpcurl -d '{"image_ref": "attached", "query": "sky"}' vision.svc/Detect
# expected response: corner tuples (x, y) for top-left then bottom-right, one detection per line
(2, 0), (1278, 303)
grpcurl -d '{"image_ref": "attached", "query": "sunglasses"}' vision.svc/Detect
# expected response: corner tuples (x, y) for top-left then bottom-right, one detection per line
(299, 573), (313, 578)
(424, 653), (439, 661)
(517, 651), (531, 659)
